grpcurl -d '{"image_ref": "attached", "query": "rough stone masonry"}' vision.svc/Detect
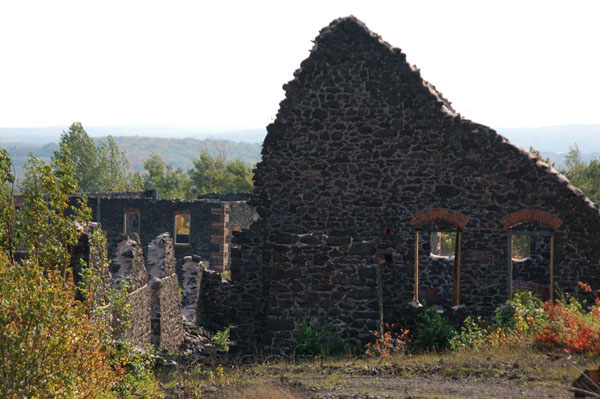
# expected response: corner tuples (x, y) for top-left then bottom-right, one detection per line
(229, 16), (600, 353)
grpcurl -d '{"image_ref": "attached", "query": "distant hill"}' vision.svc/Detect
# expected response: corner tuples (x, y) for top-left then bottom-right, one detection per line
(496, 124), (600, 153)
(0, 125), (267, 144)
(4, 137), (262, 179)
(109, 136), (262, 172)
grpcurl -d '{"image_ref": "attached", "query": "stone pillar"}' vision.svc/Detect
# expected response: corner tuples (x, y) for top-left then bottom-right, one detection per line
(146, 233), (184, 352)
(181, 255), (208, 324)
(197, 269), (231, 331)
(210, 203), (230, 272)
(109, 234), (151, 347)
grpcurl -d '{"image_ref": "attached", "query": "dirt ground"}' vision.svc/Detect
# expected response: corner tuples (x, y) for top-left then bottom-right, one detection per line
(288, 375), (572, 398)
(163, 348), (597, 399)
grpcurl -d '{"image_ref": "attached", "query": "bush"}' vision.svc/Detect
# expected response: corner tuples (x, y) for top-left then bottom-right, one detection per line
(111, 341), (162, 398)
(293, 318), (345, 357)
(410, 306), (456, 352)
(0, 146), (162, 398)
(532, 287), (600, 354)
(212, 327), (231, 351)
(365, 323), (410, 357)
(0, 253), (122, 398)
(450, 316), (488, 351)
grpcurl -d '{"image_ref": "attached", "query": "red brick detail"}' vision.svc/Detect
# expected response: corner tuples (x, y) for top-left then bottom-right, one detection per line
(211, 222), (225, 231)
(211, 235), (225, 244)
(500, 210), (563, 230)
(411, 208), (470, 229)
(211, 207), (225, 216)
(173, 210), (191, 215)
(123, 208), (140, 213)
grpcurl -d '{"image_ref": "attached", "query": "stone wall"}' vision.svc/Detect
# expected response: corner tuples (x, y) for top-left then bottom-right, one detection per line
(146, 233), (184, 352)
(181, 255), (208, 324)
(197, 269), (231, 332)
(70, 223), (112, 306)
(230, 16), (600, 353)
(87, 197), (221, 273)
(84, 195), (252, 273)
(110, 235), (151, 346)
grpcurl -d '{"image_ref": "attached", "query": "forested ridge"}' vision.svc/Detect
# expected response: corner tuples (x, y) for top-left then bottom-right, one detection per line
(4, 136), (262, 178)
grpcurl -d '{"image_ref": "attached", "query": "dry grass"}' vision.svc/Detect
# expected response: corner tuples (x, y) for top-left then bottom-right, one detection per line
(225, 383), (305, 399)
(159, 347), (599, 398)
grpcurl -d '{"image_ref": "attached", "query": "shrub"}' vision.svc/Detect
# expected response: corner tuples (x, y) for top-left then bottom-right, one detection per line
(293, 318), (344, 357)
(0, 252), (122, 398)
(532, 290), (600, 354)
(365, 323), (410, 357)
(111, 341), (162, 398)
(450, 316), (488, 351)
(410, 306), (456, 352)
(213, 327), (231, 351)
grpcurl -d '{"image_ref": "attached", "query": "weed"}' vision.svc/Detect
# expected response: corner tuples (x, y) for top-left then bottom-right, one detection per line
(293, 318), (344, 357)
(212, 327), (231, 351)
(410, 306), (456, 352)
(365, 323), (410, 357)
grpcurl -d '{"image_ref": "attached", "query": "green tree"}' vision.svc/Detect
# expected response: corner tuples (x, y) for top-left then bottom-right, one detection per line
(58, 122), (131, 192)
(99, 136), (131, 191)
(528, 146), (554, 167)
(19, 144), (91, 274)
(223, 158), (253, 192)
(188, 151), (253, 194)
(135, 152), (192, 199)
(0, 147), (18, 262)
(561, 144), (600, 204)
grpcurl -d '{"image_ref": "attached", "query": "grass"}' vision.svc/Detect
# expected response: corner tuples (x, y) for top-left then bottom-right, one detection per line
(158, 347), (599, 398)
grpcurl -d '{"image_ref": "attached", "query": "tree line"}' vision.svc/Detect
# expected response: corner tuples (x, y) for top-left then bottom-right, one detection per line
(60, 122), (253, 198)
(530, 145), (600, 204)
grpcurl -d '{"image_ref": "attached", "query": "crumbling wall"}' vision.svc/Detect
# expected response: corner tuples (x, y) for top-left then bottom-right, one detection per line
(86, 197), (225, 273)
(181, 255), (207, 323)
(197, 269), (231, 332)
(70, 223), (112, 306)
(146, 233), (184, 352)
(110, 235), (151, 346)
(230, 16), (600, 353)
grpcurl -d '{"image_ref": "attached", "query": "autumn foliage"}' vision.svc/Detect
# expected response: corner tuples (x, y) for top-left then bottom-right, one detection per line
(0, 146), (124, 398)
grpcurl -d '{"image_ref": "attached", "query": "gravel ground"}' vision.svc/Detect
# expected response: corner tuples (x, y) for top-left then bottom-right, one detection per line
(296, 375), (572, 398)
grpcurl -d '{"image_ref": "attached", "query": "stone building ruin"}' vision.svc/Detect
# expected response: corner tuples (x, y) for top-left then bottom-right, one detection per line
(228, 16), (600, 353)
(82, 191), (253, 273)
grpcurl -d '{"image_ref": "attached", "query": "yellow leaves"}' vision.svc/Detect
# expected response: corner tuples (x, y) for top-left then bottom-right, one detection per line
(0, 256), (121, 398)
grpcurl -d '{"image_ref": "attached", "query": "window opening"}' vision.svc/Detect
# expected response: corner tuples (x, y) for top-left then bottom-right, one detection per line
(507, 231), (554, 301)
(511, 234), (531, 260)
(430, 231), (457, 257)
(414, 229), (462, 307)
(123, 210), (140, 235)
(174, 213), (191, 245)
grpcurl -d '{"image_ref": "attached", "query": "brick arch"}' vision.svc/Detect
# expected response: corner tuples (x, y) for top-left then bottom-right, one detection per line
(500, 209), (563, 230)
(411, 208), (470, 230)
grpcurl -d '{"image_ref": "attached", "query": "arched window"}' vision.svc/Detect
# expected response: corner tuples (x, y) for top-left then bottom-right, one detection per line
(411, 209), (469, 307)
(501, 210), (562, 301)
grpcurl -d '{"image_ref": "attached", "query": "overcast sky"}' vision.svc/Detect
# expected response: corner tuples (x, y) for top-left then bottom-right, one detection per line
(1, 0), (599, 130)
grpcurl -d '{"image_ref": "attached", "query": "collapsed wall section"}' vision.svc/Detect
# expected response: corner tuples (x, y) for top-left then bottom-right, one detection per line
(110, 234), (151, 346)
(181, 255), (207, 324)
(146, 233), (184, 352)
(197, 269), (231, 332)
(85, 196), (253, 273)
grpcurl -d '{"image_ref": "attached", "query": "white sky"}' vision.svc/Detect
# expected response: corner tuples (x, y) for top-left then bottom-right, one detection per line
(1, 0), (599, 130)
